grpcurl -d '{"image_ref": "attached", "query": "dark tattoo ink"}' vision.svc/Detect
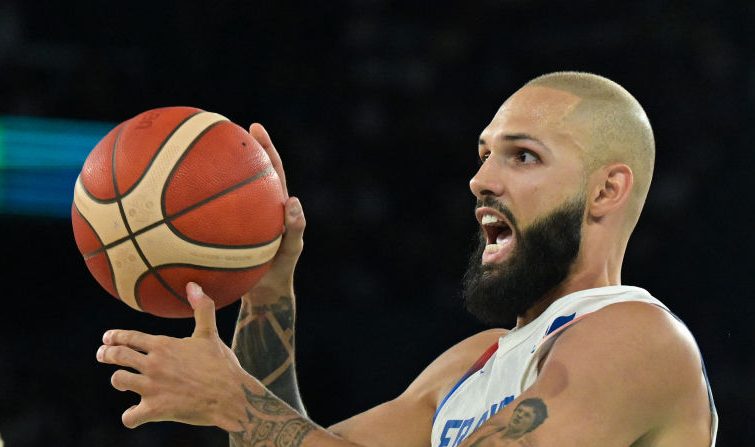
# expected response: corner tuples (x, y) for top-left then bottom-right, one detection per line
(469, 398), (548, 446)
(229, 384), (314, 447)
(231, 296), (305, 447)
(243, 386), (290, 416)
(232, 296), (304, 411)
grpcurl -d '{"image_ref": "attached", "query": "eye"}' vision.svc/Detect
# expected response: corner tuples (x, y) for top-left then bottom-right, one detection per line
(479, 152), (490, 165)
(515, 150), (539, 165)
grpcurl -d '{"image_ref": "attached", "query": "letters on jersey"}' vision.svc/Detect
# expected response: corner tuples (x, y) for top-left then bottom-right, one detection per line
(430, 286), (718, 447)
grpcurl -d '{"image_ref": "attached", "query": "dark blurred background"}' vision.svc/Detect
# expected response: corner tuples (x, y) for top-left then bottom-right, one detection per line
(0, 0), (752, 445)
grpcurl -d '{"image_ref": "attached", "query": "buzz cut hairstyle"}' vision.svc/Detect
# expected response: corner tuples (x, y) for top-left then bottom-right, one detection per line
(517, 398), (549, 433)
(524, 71), (656, 231)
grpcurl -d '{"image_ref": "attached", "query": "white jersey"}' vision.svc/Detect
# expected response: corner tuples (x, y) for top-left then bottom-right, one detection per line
(431, 285), (718, 447)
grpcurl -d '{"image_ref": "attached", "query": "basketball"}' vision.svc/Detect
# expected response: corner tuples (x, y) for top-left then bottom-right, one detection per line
(71, 107), (285, 318)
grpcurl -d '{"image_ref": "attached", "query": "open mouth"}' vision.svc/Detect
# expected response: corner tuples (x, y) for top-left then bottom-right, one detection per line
(476, 208), (516, 263)
(482, 214), (513, 245)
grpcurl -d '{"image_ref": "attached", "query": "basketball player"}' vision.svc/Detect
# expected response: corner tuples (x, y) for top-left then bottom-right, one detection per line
(96, 72), (718, 446)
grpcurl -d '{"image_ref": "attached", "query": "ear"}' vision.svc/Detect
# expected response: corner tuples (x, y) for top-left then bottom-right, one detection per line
(588, 164), (633, 220)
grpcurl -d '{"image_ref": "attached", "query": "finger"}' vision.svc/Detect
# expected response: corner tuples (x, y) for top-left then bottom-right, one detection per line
(97, 345), (148, 371)
(122, 403), (153, 429)
(277, 197), (306, 261)
(249, 123), (288, 198)
(186, 282), (218, 338)
(111, 369), (150, 394)
(103, 329), (157, 353)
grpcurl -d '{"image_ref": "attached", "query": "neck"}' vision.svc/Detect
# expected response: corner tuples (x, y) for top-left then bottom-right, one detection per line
(515, 242), (625, 328)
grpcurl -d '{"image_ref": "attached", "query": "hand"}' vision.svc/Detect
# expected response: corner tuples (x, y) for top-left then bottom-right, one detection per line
(247, 124), (306, 302)
(97, 282), (248, 429)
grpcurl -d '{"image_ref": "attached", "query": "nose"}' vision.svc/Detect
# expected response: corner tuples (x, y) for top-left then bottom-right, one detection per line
(469, 158), (504, 199)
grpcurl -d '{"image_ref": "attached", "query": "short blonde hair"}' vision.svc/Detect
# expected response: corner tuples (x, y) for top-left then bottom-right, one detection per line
(526, 72), (655, 228)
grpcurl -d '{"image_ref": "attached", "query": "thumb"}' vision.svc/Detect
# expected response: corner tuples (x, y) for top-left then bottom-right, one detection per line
(187, 282), (218, 337)
(277, 197), (306, 261)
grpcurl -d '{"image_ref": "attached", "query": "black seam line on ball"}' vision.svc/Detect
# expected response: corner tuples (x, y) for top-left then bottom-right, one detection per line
(133, 259), (273, 316)
(77, 178), (118, 205)
(78, 111), (204, 205)
(75, 202), (118, 299)
(119, 110), (205, 198)
(133, 271), (148, 312)
(111, 122), (188, 306)
(150, 261), (272, 272)
(159, 119), (224, 222)
(75, 122), (125, 205)
(82, 165), (277, 259)
(162, 165), (279, 248)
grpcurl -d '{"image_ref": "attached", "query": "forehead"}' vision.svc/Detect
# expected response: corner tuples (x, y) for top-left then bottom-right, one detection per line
(480, 86), (586, 151)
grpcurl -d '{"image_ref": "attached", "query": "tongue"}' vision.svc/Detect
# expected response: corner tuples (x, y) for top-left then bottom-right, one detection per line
(496, 230), (512, 245)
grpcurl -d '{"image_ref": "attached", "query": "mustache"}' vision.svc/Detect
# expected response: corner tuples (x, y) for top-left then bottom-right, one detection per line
(476, 196), (519, 231)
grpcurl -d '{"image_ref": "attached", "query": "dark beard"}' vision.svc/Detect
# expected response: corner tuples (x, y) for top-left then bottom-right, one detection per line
(462, 195), (585, 327)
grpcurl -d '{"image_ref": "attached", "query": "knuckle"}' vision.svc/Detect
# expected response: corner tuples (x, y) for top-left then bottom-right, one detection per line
(155, 335), (170, 346)
(140, 377), (155, 394)
(102, 345), (115, 363)
(109, 346), (124, 363)
(149, 337), (166, 353)
(146, 355), (164, 377)
(111, 330), (125, 344)
(141, 354), (154, 372)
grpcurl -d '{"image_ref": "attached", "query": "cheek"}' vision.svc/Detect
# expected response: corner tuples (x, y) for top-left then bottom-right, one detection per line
(515, 170), (582, 218)
(512, 183), (566, 225)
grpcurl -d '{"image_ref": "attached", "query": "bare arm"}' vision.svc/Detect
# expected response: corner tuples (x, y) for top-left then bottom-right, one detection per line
(458, 303), (712, 447)
(98, 284), (359, 447)
(232, 123), (306, 414)
(227, 329), (506, 447)
(97, 282), (506, 447)
(96, 124), (511, 446)
(232, 292), (304, 413)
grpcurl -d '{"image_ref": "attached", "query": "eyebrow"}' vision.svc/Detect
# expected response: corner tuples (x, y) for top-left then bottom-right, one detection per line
(479, 133), (552, 153)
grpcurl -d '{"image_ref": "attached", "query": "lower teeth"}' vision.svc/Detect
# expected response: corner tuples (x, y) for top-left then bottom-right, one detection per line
(485, 244), (501, 253)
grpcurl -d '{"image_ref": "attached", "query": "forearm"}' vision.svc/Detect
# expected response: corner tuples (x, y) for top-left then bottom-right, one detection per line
(232, 289), (305, 414)
(225, 376), (361, 447)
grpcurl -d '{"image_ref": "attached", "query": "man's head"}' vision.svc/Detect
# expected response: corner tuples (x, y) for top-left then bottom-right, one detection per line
(463, 72), (654, 325)
(506, 398), (549, 437)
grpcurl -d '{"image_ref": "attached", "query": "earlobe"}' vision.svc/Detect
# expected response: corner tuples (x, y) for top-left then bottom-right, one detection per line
(588, 164), (633, 219)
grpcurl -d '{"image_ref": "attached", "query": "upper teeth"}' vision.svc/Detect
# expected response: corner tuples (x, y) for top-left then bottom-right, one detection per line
(481, 214), (499, 225)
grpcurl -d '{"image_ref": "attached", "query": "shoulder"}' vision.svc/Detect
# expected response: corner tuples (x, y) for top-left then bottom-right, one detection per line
(402, 328), (508, 407)
(545, 300), (708, 427)
(562, 300), (700, 363)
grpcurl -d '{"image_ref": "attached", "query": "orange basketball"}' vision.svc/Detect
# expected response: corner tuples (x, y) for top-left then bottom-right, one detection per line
(71, 107), (284, 318)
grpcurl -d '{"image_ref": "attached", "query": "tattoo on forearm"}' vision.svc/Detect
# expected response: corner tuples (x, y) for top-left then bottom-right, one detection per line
(229, 384), (315, 447)
(469, 398), (548, 446)
(232, 296), (304, 412)
(243, 384), (290, 416)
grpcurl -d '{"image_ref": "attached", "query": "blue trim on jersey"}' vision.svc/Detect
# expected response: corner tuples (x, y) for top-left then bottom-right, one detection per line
(661, 307), (718, 444)
(433, 373), (473, 423)
(432, 343), (499, 423)
(701, 357), (718, 417)
(545, 313), (576, 336)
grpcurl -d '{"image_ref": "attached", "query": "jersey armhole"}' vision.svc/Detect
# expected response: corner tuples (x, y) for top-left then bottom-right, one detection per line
(431, 341), (499, 423)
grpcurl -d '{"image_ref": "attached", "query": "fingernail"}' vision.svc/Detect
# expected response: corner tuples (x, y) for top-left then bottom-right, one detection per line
(288, 199), (302, 216)
(97, 345), (106, 361)
(187, 282), (203, 297)
(103, 331), (111, 344)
